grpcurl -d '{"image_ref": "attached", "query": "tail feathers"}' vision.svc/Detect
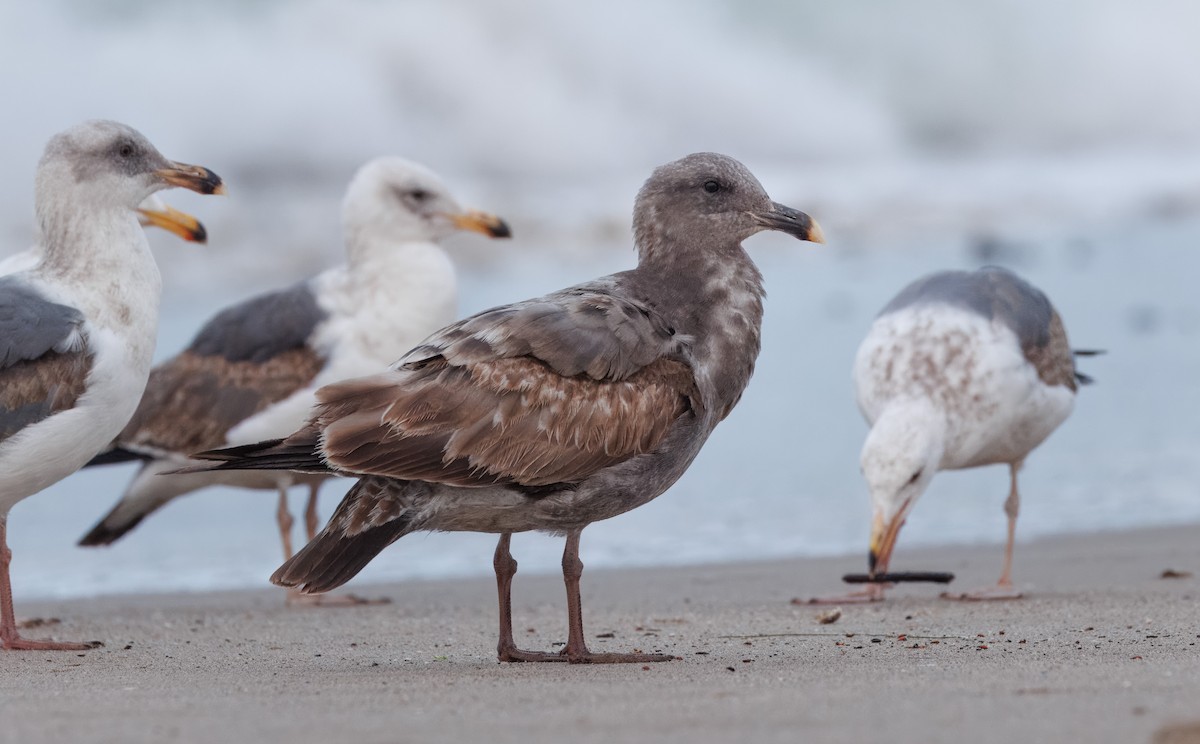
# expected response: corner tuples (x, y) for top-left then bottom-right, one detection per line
(190, 428), (331, 474)
(1073, 348), (1105, 386)
(78, 512), (147, 546)
(271, 514), (412, 594)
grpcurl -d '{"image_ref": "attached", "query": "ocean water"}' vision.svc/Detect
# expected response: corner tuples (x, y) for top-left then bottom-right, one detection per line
(1, 0), (1198, 598)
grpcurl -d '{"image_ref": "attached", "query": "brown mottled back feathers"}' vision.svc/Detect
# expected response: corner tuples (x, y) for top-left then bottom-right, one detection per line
(119, 346), (325, 455)
(114, 281), (329, 457)
(0, 350), (95, 445)
(1025, 310), (1077, 391)
(302, 284), (698, 488)
(0, 277), (94, 445)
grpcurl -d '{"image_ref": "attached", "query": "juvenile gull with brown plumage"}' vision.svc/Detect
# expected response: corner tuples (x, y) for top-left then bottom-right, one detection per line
(0, 120), (222, 650)
(77, 158), (510, 605)
(811, 267), (1096, 604)
(198, 152), (823, 662)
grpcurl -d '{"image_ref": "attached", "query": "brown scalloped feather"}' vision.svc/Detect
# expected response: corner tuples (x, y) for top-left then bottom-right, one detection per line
(1022, 310), (1078, 392)
(314, 355), (699, 488)
(120, 347), (325, 455)
(0, 350), (95, 445)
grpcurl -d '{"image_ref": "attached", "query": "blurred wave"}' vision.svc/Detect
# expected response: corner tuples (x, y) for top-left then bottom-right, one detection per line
(2, 0), (1199, 281)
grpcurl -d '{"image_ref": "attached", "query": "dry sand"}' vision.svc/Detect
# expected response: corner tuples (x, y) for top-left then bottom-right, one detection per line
(1, 525), (1198, 744)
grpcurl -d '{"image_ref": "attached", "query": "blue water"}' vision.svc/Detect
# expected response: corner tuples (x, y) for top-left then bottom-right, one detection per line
(1, 0), (1198, 598)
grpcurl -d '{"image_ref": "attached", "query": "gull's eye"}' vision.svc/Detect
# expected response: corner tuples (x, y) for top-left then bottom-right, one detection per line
(906, 469), (923, 486)
(410, 189), (430, 201)
(117, 142), (135, 158)
(703, 180), (720, 194)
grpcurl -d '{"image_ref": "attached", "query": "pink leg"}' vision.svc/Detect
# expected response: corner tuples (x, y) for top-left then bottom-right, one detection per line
(276, 487), (295, 563)
(942, 463), (1025, 601)
(493, 533), (562, 662)
(558, 530), (673, 664)
(303, 482), (321, 543)
(0, 517), (100, 651)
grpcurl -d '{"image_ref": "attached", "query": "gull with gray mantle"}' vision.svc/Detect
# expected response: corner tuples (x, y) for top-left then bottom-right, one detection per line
(811, 267), (1097, 604)
(0, 193), (207, 276)
(0, 120), (222, 650)
(197, 152), (823, 662)
(78, 158), (510, 605)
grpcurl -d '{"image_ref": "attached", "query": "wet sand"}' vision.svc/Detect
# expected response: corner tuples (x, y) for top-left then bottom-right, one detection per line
(2, 524), (1198, 744)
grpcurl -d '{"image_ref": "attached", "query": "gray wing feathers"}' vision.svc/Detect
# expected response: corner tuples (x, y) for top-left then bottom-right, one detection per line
(189, 280), (325, 364)
(0, 277), (93, 444)
(881, 266), (1055, 350)
(0, 276), (85, 368)
(400, 284), (676, 380)
(882, 266), (1080, 390)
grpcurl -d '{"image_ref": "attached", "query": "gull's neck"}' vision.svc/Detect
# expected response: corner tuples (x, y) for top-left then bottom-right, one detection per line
(329, 230), (458, 348)
(33, 197), (162, 331)
(633, 231), (766, 421)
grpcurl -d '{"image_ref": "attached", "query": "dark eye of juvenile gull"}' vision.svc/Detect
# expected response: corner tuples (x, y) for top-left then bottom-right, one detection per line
(410, 188), (430, 201)
(907, 469), (922, 486)
(703, 180), (720, 193)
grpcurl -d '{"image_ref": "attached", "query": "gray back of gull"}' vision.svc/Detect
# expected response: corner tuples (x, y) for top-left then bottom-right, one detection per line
(880, 266), (1056, 350)
(0, 276), (94, 444)
(188, 280), (326, 364)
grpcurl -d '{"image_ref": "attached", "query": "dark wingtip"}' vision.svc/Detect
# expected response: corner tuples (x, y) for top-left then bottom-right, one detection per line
(78, 514), (144, 547)
(84, 448), (149, 468)
(192, 438), (286, 462)
(1073, 348), (1103, 386)
(272, 514), (412, 593)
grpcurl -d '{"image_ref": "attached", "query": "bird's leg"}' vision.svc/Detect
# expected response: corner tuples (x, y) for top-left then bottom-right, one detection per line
(304, 482), (321, 543)
(493, 533), (562, 662)
(0, 517), (99, 651)
(998, 463), (1020, 588)
(942, 462), (1025, 601)
(278, 488), (307, 606)
(558, 530), (673, 664)
(277, 487), (295, 563)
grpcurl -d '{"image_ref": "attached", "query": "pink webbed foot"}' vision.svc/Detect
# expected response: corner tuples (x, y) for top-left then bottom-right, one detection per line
(285, 589), (390, 607)
(3, 635), (102, 651)
(795, 583), (889, 605)
(940, 583), (1024, 601)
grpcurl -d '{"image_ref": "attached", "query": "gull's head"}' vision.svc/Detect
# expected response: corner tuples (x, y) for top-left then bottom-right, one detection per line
(341, 157), (510, 255)
(632, 152), (823, 262)
(37, 120), (223, 216)
(860, 399), (945, 576)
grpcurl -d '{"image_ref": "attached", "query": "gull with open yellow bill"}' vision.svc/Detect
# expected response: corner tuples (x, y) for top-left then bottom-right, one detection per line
(78, 157), (511, 606)
(0, 194), (207, 276)
(810, 266), (1097, 604)
(0, 120), (223, 650)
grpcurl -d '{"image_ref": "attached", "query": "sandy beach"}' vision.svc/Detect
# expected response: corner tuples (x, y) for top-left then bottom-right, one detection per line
(0, 525), (1196, 744)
